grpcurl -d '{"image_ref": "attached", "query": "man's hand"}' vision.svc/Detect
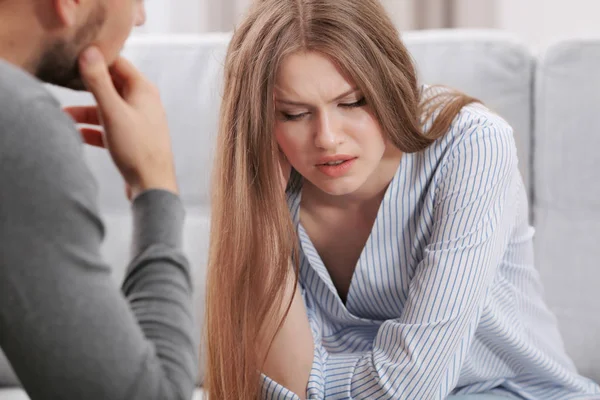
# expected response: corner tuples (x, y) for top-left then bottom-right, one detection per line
(64, 46), (178, 200)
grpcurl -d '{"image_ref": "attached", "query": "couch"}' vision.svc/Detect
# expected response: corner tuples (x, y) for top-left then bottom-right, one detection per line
(0, 29), (598, 399)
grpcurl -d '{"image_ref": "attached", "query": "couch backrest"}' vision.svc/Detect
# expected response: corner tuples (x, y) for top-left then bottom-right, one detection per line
(404, 30), (534, 196)
(533, 38), (600, 381)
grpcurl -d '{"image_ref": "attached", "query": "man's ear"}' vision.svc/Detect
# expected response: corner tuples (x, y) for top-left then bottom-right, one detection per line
(52, 0), (82, 27)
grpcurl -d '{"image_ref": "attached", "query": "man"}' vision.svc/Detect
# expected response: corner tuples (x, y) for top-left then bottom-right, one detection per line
(0, 0), (197, 399)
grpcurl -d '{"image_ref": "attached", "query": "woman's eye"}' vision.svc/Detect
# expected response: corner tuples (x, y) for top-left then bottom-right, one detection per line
(340, 97), (367, 108)
(282, 112), (307, 121)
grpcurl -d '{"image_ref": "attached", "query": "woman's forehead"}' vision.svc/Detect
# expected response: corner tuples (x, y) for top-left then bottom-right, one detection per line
(275, 51), (357, 100)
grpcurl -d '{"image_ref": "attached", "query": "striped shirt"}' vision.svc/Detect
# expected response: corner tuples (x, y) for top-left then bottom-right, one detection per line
(262, 88), (600, 399)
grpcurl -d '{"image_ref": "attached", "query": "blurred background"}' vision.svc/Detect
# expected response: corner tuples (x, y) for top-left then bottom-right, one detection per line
(137, 0), (600, 51)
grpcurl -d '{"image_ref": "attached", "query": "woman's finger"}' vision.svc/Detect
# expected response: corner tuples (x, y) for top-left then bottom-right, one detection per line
(64, 106), (101, 125)
(79, 127), (105, 148)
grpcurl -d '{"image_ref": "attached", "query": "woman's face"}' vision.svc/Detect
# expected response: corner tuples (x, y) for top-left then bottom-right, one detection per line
(274, 51), (393, 197)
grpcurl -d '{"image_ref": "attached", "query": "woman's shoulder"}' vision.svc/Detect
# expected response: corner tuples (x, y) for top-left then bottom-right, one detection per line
(420, 84), (516, 161)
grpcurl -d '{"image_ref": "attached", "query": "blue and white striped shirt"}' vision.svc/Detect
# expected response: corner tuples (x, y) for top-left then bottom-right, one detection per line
(262, 90), (600, 399)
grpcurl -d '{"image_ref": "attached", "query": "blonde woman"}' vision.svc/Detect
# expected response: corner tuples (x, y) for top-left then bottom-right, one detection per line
(205, 0), (600, 399)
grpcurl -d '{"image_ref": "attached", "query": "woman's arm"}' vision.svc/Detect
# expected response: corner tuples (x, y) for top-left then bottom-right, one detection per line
(261, 272), (314, 399)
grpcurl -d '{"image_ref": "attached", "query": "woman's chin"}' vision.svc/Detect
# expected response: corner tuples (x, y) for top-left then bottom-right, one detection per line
(308, 177), (363, 198)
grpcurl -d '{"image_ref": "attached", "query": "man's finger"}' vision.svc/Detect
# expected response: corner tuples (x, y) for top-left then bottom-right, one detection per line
(79, 47), (124, 116)
(106, 56), (146, 99)
(109, 56), (142, 87)
(79, 127), (105, 148)
(64, 106), (100, 125)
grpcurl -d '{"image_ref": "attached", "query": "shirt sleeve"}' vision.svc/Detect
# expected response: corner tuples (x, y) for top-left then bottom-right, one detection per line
(0, 97), (198, 400)
(261, 120), (520, 399)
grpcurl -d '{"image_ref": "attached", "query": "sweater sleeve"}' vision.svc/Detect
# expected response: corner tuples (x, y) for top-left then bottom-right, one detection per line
(0, 97), (197, 400)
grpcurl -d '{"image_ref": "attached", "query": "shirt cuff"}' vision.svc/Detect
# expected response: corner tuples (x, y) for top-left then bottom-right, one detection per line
(261, 373), (301, 399)
(309, 344), (365, 399)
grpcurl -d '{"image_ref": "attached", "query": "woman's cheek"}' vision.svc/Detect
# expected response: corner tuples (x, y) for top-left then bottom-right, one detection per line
(276, 125), (312, 171)
(282, 142), (302, 169)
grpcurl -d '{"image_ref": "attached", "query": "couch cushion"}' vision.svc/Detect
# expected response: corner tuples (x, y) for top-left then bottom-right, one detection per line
(404, 29), (534, 198)
(534, 38), (600, 382)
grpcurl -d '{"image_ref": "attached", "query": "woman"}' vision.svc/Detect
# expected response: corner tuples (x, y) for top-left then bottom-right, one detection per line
(205, 0), (600, 399)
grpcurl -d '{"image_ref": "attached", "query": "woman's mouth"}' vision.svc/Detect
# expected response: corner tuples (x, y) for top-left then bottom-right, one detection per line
(316, 157), (357, 178)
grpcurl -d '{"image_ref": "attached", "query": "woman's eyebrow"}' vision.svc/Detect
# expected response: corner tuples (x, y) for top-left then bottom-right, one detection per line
(275, 87), (359, 106)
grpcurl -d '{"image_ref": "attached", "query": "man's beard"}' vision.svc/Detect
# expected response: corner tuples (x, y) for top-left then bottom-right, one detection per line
(35, 4), (107, 91)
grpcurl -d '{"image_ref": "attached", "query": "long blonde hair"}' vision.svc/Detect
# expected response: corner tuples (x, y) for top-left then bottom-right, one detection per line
(205, 1), (478, 398)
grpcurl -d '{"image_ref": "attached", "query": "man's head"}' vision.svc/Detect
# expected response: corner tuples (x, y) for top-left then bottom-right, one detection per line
(31, 0), (146, 90)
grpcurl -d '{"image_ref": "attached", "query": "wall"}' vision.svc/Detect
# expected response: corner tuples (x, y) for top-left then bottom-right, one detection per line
(139, 0), (600, 52)
(139, 0), (248, 34)
(384, 0), (600, 51)
(381, 0), (417, 30)
(496, 0), (600, 50)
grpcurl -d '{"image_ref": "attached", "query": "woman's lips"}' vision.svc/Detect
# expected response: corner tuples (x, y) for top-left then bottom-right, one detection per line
(316, 157), (357, 178)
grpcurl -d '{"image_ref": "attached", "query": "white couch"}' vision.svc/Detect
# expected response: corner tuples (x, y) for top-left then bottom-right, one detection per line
(0, 29), (598, 399)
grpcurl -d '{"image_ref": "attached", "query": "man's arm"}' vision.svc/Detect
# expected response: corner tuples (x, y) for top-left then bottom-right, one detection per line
(0, 47), (198, 400)
(0, 94), (197, 400)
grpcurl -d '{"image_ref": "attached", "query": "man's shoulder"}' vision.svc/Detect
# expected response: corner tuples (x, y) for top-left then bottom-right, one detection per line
(0, 60), (98, 210)
(0, 59), (61, 122)
(0, 59), (87, 179)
